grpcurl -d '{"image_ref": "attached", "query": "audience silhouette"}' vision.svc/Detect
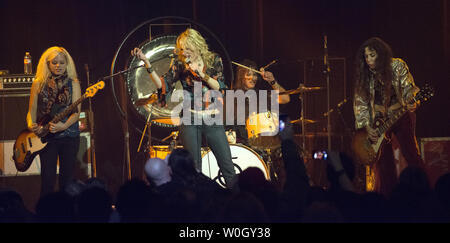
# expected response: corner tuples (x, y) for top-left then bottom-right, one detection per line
(1, 118), (448, 223)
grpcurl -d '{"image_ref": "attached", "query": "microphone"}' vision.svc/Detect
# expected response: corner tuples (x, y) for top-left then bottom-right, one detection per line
(323, 98), (347, 117)
(337, 98), (347, 108)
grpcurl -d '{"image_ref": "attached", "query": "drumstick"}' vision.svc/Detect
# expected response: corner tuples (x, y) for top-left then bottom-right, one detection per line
(261, 59), (277, 70)
(231, 61), (263, 74)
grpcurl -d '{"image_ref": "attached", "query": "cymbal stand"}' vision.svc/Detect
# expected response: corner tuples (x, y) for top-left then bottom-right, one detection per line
(323, 35), (332, 150)
(336, 105), (354, 137)
(264, 148), (278, 181)
(137, 105), (153, 153)
(162, 131), (179, 151)
(298, 84), (307, 157)
(84, 64), (97, 178)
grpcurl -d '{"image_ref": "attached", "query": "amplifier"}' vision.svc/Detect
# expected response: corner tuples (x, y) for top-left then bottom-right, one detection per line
(0, 74), (34, 90)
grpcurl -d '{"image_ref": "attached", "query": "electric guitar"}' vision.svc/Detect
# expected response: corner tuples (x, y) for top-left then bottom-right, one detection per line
(12, 81), (105, 172)
(352, 84), (434, 166)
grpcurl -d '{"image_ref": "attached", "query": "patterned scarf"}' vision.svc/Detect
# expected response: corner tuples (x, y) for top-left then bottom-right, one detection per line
(42, 73), (71, 115)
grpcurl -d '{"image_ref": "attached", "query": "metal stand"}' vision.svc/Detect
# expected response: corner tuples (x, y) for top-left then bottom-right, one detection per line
(298, 85), (306, 158)
(323, 35), (332, 151)
(99, 64), (147, 181)
(162, 131), (179, 152)
(137, 105), (154, 153)
(99, 54), (171, 180)
(264, 148), (278, 181)
(84, 64), (97, 178)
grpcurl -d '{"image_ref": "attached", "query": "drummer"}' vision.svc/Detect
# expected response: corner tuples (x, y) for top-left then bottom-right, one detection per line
(225, 59), (290, 145)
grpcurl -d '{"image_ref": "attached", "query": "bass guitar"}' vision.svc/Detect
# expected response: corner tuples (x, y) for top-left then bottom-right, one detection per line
(12, 81), (105, 172)
(352, 84), (434, 166)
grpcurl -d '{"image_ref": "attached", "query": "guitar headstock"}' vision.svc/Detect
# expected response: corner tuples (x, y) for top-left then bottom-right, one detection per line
(416, 84), (434, 103)
(84, 81), (105, 98)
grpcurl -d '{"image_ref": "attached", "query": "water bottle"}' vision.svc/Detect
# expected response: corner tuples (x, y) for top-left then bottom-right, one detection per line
(24, 52), (32, 74)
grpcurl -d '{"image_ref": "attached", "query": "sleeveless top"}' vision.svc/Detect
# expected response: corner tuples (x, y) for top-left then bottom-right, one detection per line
(37, 73), (80, 140)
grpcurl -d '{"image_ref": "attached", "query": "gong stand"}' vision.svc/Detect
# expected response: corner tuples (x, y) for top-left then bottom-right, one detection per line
(137, 104), (154, 153)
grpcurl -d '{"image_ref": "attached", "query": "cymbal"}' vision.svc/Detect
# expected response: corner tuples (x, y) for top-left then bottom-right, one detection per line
(290, 118), (319, 124)
(279, 86), (324, 95)
(135, 93), (158, 106)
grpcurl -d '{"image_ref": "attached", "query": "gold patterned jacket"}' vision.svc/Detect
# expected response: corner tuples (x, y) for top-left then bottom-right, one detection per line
(353, 58), (420, 129)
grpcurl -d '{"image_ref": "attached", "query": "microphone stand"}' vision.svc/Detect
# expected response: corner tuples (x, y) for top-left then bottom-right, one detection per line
(99, 64), (145, 81)
(99, 53), (176, 81)
(99, 64), (145, 181)
(324, 99), (354, 149)
(323, 35), (332, 151)
(85, 64), (97, 178)
(137, 104), (153, 153)
(336, 105), (354, 137)
(98, 53), (174, 180)
(298, 84), (306, 157)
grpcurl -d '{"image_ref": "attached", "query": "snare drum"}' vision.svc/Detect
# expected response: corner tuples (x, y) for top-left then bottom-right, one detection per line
(149, 145), (183, 161)
(201, 144), (269, 186)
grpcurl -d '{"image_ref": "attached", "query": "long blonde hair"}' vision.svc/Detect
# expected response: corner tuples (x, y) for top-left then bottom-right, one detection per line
(175, 28), (215, 68)
(34, 46), (78, 91)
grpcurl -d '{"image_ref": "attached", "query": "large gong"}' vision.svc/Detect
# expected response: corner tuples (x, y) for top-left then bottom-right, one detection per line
(125, 35), (183, 127)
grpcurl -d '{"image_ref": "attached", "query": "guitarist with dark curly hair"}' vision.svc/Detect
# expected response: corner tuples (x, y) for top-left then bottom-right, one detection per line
(353, 37), (426, 196)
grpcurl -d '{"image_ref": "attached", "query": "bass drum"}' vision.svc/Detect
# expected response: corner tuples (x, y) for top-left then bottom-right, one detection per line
(201, 144), (270, 186)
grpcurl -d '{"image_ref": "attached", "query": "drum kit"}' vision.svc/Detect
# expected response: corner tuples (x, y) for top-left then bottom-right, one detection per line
(125, 36), (323, 186)
(132, 84), (323, 188)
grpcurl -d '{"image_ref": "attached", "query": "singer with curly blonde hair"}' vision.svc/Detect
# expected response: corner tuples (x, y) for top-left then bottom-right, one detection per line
(132, 28), (236, 188)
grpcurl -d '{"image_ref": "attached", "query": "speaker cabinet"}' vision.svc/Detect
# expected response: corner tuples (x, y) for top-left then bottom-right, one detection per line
(0, 140), (42, 176)
(420, 137), (450, 187)
(0, 132), (92, 177)
(0, 92), (30, 141)
(75, 132), (92, 180)
(0, 92), (34, 176)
